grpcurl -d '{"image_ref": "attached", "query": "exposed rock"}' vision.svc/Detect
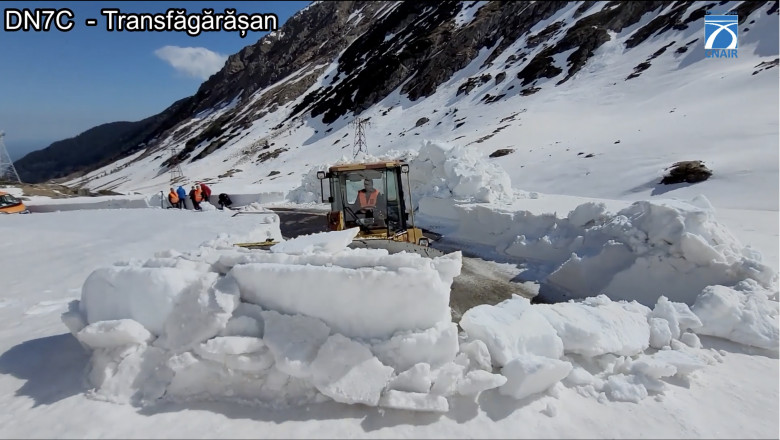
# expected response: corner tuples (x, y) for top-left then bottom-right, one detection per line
(257, 148), (288, 164)
(415, 117), (430, 128)
(752, 58), (779, 75)
(526, 21), (565, 48)
(660, 161), (713, 185)
(489, 149), (515, 158)
(626, 62), (651, 80)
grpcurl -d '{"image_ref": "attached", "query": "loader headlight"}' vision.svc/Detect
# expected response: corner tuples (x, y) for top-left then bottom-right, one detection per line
(316, 171), (326, 180)
(418, 238), (429, 247)
(400, 164), (409, 173)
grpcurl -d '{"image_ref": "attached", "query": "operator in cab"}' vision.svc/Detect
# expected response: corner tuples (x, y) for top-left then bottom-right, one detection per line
(352, 178), (387, 222)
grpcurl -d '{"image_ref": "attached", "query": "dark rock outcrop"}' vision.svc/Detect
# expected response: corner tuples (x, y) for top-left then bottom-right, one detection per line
(661, 160), (713, 184)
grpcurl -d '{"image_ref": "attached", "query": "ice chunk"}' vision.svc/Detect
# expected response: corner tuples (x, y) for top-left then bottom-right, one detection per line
(499, 354), (573, 400)
(648, 317), (672, 349)
(430, 361), (466, 396)
(460, 296), (563, 366)
(195, 336), (267, 356)
(77, 319), (154, 349)
(692, 284), (779, 351)
(378, 390), (449, 413)
(535, 296), (650, 357)
(459, 339), (492, 371)
(650, 296), (702, 340)
(456, 370), (507, 396)
(310, 334), (394, 406)
(220, 316), (263, 338)
(62, 300), (87, 333)
(261, 310), (331, 379)
(270, 227), (359, 255)
(88, 345), (170, 405)
(651, 348), (708, 376)
(155, 273), (238, 350)
(388, 363), (432, 393)
(371, 321), (459, 371)
(629, 354), (678, 379)
(604, 374), (648, 403)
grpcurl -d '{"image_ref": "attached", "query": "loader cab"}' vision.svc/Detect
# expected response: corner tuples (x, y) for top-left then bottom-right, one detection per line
(316, 161), (413, 238)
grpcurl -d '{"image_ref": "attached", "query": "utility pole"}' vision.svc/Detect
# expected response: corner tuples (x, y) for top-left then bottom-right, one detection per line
(0, 132), (22, 184)
(352, 117), (371, 159)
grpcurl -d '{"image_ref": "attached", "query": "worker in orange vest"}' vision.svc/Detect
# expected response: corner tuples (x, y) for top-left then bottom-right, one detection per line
(168, 188), (180, 209)
(352, 178), (386, 221)
(189, 185), (203, 211)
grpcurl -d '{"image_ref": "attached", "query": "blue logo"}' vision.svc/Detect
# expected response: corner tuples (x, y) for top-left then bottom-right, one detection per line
(705, 15), (738, 50)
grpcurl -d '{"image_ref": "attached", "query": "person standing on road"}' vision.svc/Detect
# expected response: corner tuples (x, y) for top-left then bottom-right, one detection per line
(168, 188), (179, 209)
(176, 185), (187, 209)
(189, 185), (203, 211)
(199, 182), (212, 204)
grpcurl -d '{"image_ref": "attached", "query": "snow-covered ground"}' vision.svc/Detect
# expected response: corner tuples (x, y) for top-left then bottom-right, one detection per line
(0, 1), (777, 438)
(1, 132), (777, 437)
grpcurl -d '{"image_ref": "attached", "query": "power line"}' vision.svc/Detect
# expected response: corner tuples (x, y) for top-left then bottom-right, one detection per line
(0, 132), (23, 184)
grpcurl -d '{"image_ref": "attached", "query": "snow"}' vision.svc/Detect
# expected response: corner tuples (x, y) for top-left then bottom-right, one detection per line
(454, 1), (490, 28)
(0, 2), (778, 438)
(1, 128), (776, 436)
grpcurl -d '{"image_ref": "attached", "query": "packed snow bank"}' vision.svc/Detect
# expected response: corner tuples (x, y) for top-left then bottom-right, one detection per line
(26, 195), (153, 212)
(63, 227), (475, 410)
(378, 140), (779, 309)
(22, 189), (286, 213)
(62, 225), (777, 413)
(408, 140), (514, 204)
(461, 292), (775, 402)
(430, 196), (778, 306)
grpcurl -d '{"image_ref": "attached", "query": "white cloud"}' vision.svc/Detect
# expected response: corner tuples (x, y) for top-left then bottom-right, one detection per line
(154, 45), (228, 80)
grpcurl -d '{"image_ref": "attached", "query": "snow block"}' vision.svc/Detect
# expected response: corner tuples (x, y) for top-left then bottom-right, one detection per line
(231, 250), (458, 339)
(80, 266), (208, 335)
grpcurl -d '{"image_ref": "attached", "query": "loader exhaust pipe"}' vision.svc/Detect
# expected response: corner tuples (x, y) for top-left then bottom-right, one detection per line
(401, 164), (415, 229)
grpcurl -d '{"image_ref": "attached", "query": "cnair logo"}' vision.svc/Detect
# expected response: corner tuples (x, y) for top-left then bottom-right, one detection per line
(704, 14), (738, 58)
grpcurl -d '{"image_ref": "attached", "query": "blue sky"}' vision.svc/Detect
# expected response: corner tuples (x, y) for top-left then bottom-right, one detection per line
(0, 1), (310, 159)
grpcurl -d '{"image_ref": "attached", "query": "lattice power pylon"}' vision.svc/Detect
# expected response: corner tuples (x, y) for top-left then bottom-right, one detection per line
(352, 117), (371, 159)
(0, 132), (22, 184)
(167, 144), (184, 184)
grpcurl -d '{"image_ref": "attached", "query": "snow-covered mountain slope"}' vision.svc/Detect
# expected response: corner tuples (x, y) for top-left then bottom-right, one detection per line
(67, 1), (778, 213)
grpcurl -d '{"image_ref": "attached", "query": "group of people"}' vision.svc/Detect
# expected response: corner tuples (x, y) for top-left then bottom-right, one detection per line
(167, 182), (233, 211)
(167, 182), (211, 210)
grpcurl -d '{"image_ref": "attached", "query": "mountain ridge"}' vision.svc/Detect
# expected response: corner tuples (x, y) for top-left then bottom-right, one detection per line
(13, 1), (778, 196)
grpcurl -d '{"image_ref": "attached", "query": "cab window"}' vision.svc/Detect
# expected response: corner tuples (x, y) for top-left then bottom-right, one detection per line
(0, 194), (21, 208)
